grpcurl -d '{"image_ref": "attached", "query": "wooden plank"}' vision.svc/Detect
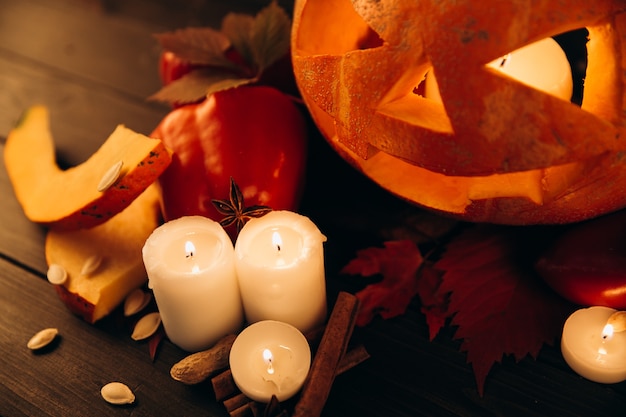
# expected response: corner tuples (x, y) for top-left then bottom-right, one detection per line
(0, 0), (165, 100)
(0, 257), (227, 416)
(0, 54), (168, 165)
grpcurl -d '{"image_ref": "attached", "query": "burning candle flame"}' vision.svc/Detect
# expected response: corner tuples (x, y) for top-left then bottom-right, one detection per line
(263, 348), (275, 375)
(602, 323), (615, 341)
(272, 231), (282, 252)
(185, 241), (195, 258)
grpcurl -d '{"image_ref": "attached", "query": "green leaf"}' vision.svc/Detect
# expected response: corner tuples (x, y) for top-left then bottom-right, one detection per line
(154, 27), (239, 70)
(222, 1), (291, 73)
(221, 13), (255, 69)
(249, 1), (292, 72)
(204, 77), (256, 97)
(149, 69), (254, 104)
(150, 2), (291, 104)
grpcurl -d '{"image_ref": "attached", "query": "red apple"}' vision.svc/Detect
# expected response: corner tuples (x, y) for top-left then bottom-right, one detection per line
(535, 210), (626, 308)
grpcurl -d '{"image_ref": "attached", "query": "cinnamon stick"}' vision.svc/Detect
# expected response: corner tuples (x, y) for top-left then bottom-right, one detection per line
(336, 344), (370, 375)
(170, 334), (236, 384)
(212, 369), (238, 401)
(224, 393), (252, 412)
(228, 403), (254, 417)
(292, 291), (359, 417)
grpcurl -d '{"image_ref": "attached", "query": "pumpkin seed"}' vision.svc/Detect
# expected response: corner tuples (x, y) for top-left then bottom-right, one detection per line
(97, 160), (124, 192)
(80, 254), (103, 276)
(27, 328), (59, 350)
(101, 381), (135, 405)
(46, 264), (67, 285)
(124, 288), (152, 316)
(131, 312), (161, 341)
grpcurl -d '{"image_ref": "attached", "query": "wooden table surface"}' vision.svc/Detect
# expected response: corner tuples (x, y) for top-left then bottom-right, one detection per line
(1, 1), (626, 416)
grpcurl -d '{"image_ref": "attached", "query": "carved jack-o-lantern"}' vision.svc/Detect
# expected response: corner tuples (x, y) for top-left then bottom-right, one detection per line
(291, 0), (626, 224)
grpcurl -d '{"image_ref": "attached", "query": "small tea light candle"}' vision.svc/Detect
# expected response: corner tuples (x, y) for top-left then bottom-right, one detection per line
(426, 37), (573, 101)
(235, 211), (327, 333)
(229, 320), (311, 402)
(142, 216), (243, 352)
(561, 306), (626, 383)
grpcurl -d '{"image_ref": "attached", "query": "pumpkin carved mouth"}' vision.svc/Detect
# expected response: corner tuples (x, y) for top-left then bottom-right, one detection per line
(292, 0), (626, 224)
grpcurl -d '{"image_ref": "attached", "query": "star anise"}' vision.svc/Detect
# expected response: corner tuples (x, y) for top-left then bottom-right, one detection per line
(211, 177), (272, 235)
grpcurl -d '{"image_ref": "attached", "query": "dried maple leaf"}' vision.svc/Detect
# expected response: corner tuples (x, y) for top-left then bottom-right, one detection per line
(433, 225), (574, 396)
(415, 263), (448, 341)
(341, 240), (423, 326)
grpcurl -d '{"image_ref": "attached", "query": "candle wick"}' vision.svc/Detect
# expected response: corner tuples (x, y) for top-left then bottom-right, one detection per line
(276, 244), (281, 252)
(499, 54), (510, 68)
(267, 358), (274, 375)
(186, 251), (194, 258)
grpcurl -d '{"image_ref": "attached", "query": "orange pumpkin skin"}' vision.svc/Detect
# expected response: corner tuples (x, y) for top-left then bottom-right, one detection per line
(291, 0), (626, 224)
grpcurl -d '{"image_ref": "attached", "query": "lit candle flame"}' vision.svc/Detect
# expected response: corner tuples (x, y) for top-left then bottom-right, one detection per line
(272, 231), (282, 252)
(185, 241), (195, 258)
(602, 323), (615, 341)
(263, 348), (275, 375)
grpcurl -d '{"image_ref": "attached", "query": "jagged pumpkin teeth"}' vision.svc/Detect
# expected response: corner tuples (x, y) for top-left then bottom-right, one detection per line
(27, 328), (59, 350)
(46, 264), (67, 285)
(131, 312), (161, 341)
(97, 160), (124, 192)
(124, 288), (152, 316)
(80, 255), (104, 276)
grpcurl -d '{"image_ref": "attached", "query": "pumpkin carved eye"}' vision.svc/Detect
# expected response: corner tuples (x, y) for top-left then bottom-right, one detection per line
(424, 37), (574, 103)
(292, 0), (626, 225)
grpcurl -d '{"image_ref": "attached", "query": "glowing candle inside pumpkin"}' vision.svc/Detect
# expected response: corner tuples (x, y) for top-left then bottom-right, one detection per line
(561, 306), (626, 383)
(425, 37), (573, 101)
(142, 216), (244, 352)
(230, 320), (311, 402)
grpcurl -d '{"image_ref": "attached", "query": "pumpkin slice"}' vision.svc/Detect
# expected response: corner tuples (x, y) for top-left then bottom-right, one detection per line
(46, 184), (161, 323)
(4, 105), (172, 230)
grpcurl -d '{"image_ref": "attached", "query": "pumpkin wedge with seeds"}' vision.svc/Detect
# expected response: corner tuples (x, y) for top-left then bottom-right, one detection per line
(4, 105), (172, 230)
(46, 185), (162, 323)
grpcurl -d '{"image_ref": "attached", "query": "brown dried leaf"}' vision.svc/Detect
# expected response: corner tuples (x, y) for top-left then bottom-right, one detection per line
(154, 27), (236, 68)
(149, 68), (254, 104)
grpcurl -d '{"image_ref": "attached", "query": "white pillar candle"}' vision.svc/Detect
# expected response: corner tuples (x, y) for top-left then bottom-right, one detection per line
(229, 320), (311, 402)
(425, 37), (573, 101)
(142, 216), (243, 352)
(234, 211), (327, 333)
(561, 306), (626, 383)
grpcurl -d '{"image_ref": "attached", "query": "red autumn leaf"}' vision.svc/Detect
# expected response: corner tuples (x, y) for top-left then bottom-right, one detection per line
(415, 264), (449, 341)
(148, 326), (167, 362)
(434, 225), (574, 396)
(341, 240), (423, 326)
